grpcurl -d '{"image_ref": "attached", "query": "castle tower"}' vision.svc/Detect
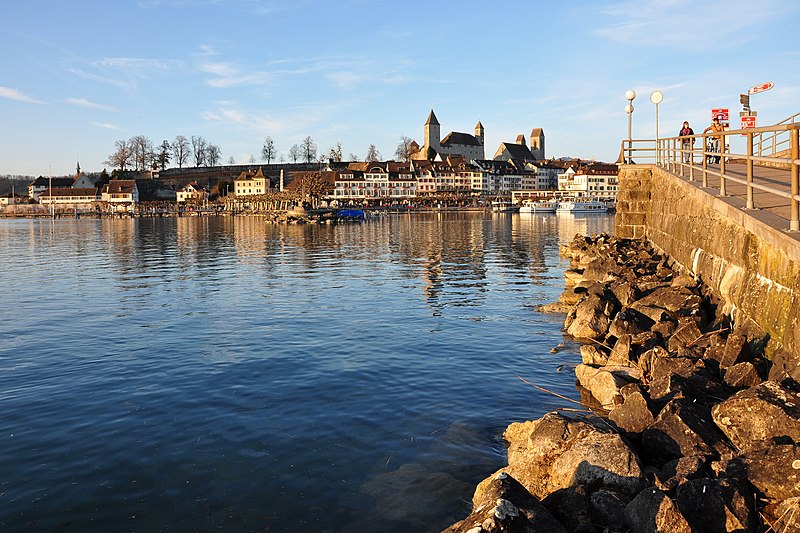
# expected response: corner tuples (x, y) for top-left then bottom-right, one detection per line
(474, 121), (484, 147)
(530, 128), (545, 160)
(424, 110), (441, 156)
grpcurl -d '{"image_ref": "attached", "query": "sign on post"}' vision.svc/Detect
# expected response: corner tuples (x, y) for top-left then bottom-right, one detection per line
(711, 108), (730, 127)
(749, 82), (774, 94)
(741, 115), (757, 135)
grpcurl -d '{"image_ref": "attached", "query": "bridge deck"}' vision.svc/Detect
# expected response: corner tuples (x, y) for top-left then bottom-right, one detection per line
(668, 161), (799, 242)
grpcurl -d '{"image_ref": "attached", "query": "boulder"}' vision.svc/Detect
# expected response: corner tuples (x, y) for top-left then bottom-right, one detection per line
(763, 497), (800, 532)
(624, 487), (692, 533)
(445, 471), (566, 533)
(608, 308), (655, 338)
(667, 321), (703, 354)
(501, 413), (647, 500)
(589, 488), (629, 530)
(653, 456), (706, 492)
(674, 478), (755, 533)
(631, 286), (704, 317)
(719, 333), (750, 369)
(711, 381), (800, 453)
(642, 398), (732, 461)
(566, 293), (616, 340)
(722, 362), (763, 389)
(607, 334), (633, 367)
(535, 301), (574, 314)
(724, 445), (800, 501)
(609, 388), (655, 434)
(579, 344), (609, 366)
(610, 281), (639, 308)
(542, 486), (593, 533)
(575, 364), (641, 409)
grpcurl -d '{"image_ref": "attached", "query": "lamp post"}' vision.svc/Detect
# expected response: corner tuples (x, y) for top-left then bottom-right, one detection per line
(625, 89), (636, 163)
(650, 90), (663, 165)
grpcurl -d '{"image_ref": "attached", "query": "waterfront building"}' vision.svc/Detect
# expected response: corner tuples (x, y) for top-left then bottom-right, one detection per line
(472, 160), (524, 194)
(234, 167), (270, 196)
(557, 163), (618, 198)
(102, 180), (139, 207)
(176, 182), (209, 203)
(39, 188), (101, 208)
(28, 176), (74, 200)
(332, 162), (416, 202)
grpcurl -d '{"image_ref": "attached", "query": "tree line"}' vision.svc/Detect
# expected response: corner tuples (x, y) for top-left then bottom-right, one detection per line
(105, 134), (416, 173)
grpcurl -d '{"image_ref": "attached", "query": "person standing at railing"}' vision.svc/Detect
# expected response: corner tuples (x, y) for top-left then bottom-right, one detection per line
(703, 117), (725, 164)
(679, 121), (694, 164)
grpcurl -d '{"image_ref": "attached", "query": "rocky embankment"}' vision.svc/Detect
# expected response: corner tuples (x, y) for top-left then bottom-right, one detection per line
(443, 234), (800, 533)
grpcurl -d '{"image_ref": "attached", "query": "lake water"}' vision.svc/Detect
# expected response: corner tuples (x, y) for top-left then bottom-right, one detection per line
(0, 212), (614, 532)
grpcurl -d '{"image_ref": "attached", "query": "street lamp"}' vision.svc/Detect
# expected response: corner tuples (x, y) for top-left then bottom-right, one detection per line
(650, 90), (663, 164)
(625, 89), (636, 163)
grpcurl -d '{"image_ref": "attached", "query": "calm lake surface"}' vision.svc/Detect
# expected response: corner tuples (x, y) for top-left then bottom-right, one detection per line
(0, 212), (614, 532)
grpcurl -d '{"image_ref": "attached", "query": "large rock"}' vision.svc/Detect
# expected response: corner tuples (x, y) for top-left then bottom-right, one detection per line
(444, 471), (566, 533)
(589, 488), (629, 530)
(724, 445), (800, 502)
(609, 388), (654, 434)
(630, 286), (704, 317)
(763, 497), (800, 532)
(674, 478), (755, 533)
(580, 344), (609, 366)
(642, 398), (732, 460)
(500, 413), (647, 500)
(711, 381), (800, 453)
(608, 307), (655, 338)
(566, 292), (616, 340)
(653, 456), (706, 492)
(542, 486), (593, 533)
(575, 364), (641, 409)
(624, 487), (692, 533)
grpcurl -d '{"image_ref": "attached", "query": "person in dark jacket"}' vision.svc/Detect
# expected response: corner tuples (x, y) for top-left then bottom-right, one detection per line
(679, 121), (694, 164)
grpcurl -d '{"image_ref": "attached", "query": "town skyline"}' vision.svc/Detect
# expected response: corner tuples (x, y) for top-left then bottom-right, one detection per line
(2, 0), (799, 176)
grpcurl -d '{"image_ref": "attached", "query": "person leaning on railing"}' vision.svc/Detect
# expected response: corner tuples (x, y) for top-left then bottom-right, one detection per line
(703, 117), (725, 164)
(679, 121), (694, 164)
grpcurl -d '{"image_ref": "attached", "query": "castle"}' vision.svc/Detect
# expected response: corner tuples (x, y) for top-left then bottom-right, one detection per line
(411, 110), (545, 163)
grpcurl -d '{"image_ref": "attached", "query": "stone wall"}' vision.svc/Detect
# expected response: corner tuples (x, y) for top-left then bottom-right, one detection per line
(615, 164), (800, 372)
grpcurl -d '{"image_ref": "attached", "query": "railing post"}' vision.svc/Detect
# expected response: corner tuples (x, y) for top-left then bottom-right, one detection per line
(719, 132), (727, 197)
(746, 131), (754, 209)
(791, 127), (799, 231)
(689, 137), (694, 181)
(702, 136), (708, 188)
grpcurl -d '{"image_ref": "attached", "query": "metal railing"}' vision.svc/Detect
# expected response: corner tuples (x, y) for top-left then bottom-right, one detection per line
(621, 121), (800, 231)
(754, 112), (800, 157)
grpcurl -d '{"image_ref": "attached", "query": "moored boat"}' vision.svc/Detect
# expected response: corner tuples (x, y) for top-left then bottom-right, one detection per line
(491, 200), (518, 213)
(556, 197), (609, 213)
(519, 199), (558, 213)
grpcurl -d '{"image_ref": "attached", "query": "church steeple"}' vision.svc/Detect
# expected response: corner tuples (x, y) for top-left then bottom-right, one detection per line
(76, 160), (81, 175)
(425, 109), (439, 126)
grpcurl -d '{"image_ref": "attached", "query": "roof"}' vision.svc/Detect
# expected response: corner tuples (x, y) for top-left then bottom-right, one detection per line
(105, 180), (137, 194)
(425, 110), (440, 126)
(42, 187), (99, 197)
(496, 142), (535, 161)
(30, 177), (74, 187)
(530, 128), (544, 138)
(441, 131), (481, 147)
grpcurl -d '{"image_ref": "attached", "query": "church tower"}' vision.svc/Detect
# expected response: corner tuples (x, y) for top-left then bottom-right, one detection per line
(474, 121), (484, 147)
(424, 110), (441, 157)
(530, 128), (545, 160)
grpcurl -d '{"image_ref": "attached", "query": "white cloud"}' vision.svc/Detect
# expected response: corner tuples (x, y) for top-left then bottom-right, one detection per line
(0, 86), (45, 104)
(90, 122), (124, 131)
(66, 98), (117, 111)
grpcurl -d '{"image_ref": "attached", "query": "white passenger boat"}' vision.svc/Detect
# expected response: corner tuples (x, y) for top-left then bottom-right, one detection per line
(492, 200), (518, 213)
(519, 199), (558, 213)
(556, 197), (609, 213)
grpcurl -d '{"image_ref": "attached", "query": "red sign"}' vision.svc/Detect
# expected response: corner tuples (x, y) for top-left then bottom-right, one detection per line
(711, 108), (729, 121)
(741, 115), (757, 134)
(749, 82), (774, 94)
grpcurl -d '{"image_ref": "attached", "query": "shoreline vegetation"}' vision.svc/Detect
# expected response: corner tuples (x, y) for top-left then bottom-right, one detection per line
(443, 234), (799, 533)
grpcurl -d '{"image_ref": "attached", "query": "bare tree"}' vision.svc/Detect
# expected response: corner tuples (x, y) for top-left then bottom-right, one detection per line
(348, 153), (358, 162)
(328, 142), (343, 162)
(156, 140), (171, 170)
(261, 137), (276, 164)
(173, 135), (190, 168)
(289, 171), (329, 208)
(289, 144), (301, 163)
(249, 154), (256, 164)
(129, 135), (154, 172)
(366, 144), (381, 162)
(228, 156), (236, 165)
(206, 144), (222, 166)
(104, 139), (132, 171)
(395, 135), (412, 162)
(191, 135), (207, 167)
(301, 136), (317, 163)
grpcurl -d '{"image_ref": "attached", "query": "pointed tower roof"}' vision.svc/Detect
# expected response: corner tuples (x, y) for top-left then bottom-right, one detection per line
(425, 110), (440, 126)
(255, 166), (264, 177)
(475, 121), (483, 129)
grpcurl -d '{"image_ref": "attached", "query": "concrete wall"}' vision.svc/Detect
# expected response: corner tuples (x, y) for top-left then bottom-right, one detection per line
(616, 164), (800, 374)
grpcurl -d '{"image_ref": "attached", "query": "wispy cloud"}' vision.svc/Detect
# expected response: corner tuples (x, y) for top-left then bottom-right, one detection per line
(593, 0), (782, 48)
(66, 98), (117, 111)
(90, 122), (124, 131)
(0, 86), (46, 104)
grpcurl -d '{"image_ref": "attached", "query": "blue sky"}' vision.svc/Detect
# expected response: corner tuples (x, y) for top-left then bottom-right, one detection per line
(1, 0), (798, 176)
